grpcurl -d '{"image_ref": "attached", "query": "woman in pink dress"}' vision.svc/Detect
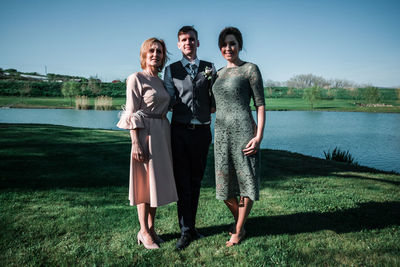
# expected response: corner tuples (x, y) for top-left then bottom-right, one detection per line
(117, 38), (178, 249)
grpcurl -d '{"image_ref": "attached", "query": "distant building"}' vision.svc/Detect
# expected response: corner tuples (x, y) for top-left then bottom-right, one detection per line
(20, 74), (48, 81)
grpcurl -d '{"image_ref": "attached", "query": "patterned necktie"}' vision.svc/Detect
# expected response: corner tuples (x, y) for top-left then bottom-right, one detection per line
(187, 63), (197, 79)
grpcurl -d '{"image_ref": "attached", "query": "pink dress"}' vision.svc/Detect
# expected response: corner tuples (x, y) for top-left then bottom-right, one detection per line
(117, 72), (178, 207)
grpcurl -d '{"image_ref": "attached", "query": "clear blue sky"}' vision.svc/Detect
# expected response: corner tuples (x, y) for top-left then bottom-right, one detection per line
(1, 0), (399, 87)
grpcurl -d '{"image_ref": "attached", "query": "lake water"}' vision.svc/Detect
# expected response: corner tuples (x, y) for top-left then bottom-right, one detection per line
(1, 108), (399, 173)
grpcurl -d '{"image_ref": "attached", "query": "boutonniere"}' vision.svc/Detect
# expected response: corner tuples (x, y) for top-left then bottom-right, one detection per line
(203, 66), (213, 80)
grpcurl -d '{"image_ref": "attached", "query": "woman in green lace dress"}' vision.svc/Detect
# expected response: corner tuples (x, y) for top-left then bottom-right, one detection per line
(212, 27), (266, 247)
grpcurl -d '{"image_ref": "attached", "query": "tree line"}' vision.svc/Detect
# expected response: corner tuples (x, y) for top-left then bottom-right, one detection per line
(1, 68), (399, 107)
(264, 73), (399, 108)
(265, 73), (361, 89)
(0, 68), (89, 82)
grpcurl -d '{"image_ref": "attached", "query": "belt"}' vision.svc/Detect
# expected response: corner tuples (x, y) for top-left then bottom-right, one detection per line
(172, 121), (210, 130)
(142, 113), (166, 119)
(119, 110), (166, 119)
(136, 110), (166, 119)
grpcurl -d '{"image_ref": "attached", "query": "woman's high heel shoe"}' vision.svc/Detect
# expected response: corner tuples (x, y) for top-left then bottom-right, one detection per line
(137, 231), (159, 249)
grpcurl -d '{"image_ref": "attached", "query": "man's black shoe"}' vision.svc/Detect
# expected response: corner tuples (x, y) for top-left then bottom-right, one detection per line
(191, 229), (204, 240)
(175, 234), (192, 250)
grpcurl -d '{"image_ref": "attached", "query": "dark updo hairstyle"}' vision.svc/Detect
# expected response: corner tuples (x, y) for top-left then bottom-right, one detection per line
(218, 27), (243, 50)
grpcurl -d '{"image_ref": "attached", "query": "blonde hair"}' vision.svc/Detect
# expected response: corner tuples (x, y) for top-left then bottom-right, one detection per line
(140, 38), (168, 72)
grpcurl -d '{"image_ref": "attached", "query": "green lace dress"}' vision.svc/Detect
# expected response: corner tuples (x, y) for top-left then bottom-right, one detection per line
(212, 62), (265, 201)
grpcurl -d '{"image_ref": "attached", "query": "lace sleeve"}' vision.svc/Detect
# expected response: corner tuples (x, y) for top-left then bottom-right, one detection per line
(248, 64), (265, 107)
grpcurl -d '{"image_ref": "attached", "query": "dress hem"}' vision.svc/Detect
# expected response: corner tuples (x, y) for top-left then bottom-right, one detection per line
(129, 199), (178, 208)
(215, 195), (259, 202)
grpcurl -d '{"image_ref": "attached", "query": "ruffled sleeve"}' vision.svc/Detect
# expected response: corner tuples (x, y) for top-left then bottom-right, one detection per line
(117, 73), (145, 130)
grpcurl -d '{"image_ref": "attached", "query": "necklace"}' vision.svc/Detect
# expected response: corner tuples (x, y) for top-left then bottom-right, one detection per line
(143, 69), (158, 77)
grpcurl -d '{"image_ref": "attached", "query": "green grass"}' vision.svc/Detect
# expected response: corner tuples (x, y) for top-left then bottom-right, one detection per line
(2, 96), (400, 113)
(1, 124), (399, 266)
(0, 96), (74, 109)
(0, 96), (125, 110)
(264, 98), (400, 113)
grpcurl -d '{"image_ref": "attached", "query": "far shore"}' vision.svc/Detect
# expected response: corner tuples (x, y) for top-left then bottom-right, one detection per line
(1, 96), (400, 113)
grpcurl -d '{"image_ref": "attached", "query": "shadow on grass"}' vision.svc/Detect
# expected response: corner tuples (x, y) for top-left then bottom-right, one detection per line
(202, 148), (396, 188)
(248, 201), (400, 236)
(335, 173), (400, 186)
(194, 201), (400, 239)
(0, 123), (397, 190)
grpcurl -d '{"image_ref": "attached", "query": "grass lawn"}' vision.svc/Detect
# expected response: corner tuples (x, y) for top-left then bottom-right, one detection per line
(0, 97), (126, 110)
(1, 124), (399, 266)
(264, 98), (400, 113)
(1, 96), (400, 113)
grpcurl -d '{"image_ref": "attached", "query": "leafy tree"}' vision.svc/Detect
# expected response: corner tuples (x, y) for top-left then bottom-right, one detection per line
(303, 86), (321, 109)
(348, 87), (361, 100)
(87, 77), (101, 95)
(363, 86), (380, 104)
(287, 74), (328, 89)
(265, 79), (283, 87)
(5, 69), (17, 73)
(266, 87), (273, 98)
(329, 78), (354, 89)
(19, 82), (31, 98)
(61, 81), (81, 105)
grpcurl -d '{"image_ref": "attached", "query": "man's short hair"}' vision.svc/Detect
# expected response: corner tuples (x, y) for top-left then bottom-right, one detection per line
(177, 26), (198, 40)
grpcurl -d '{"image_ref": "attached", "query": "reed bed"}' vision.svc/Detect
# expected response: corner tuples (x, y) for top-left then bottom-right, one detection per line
(75, 95), (90, 109)
(94, 95), (113, 110)
(324, 147), (358, 165)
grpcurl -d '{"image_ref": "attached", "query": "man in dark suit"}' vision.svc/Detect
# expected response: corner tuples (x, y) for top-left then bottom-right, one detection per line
(164, 25), (216, 250)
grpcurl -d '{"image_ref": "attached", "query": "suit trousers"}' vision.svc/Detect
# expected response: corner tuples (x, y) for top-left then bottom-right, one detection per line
(171, 123), (212, 236)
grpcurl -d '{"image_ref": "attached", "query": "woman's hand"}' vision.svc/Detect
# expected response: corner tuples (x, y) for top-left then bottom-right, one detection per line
(243, 106), (265, 156)
(130, 129), (147, 162)
(242, 137), (261, 156)
(132, 140), (147, 162)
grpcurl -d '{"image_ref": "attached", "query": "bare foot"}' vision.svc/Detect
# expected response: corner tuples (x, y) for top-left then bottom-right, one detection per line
(226, 229), (246, 247)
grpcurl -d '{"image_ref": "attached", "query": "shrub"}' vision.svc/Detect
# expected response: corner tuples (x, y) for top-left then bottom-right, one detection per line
(19, 82), (31, 97)
(303, 86), (322, 109)
(266, 87), (273, 98)
(0, 81), (62, 96)
(324, 147), (358, 165)
(325, 88), (336, 99)
(100, 82), (125, 97)
(61, 81), (81, 105)
(363, 86), (381, 103)
(286, 87), (294, 97)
